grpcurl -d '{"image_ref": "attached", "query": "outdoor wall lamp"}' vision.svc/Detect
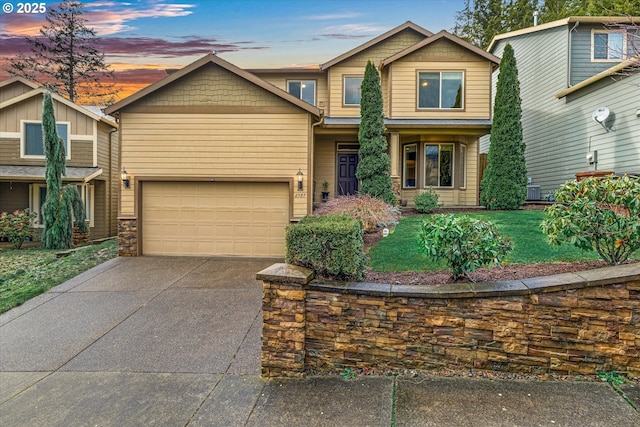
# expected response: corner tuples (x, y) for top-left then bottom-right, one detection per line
(121, 168), (130, 189)
(297, 168), (304, 191)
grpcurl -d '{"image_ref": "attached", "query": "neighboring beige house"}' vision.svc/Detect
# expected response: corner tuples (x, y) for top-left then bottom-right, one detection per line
(0, 76), (119, 240)
(106, 21), (499, 257)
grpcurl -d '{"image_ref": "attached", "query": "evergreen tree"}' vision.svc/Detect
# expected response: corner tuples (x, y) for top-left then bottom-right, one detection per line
(355, 61), (396, 206)
(480, 44), (527, 210)
(454, 1), (637, 49)
(8, 0), (117, 104)
(41, 93), (87, 249)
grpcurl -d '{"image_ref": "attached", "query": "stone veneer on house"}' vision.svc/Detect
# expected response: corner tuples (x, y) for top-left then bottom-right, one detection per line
(258, 263), (640, 378)
(118, 217), (137, 256)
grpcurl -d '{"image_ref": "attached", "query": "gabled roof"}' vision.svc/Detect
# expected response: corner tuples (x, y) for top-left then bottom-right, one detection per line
(0, 76), (40, 90)
(555, 55), (640, 98)
(320, 21), (433, 70)
(488, 16), (640, 52)
(105, 53), (322, 117)
(381, 30), (500, 67)
(0, 88), (118, 128)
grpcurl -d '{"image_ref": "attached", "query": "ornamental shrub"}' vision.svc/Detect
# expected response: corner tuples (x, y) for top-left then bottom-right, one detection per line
(420, 214), (513, 281)
(286, 214), (367, 281)
(414, 188), (440, 213)
(0, 209), (36, 249)
(540, 175), (640, 265)
(313, 194), (401, 232)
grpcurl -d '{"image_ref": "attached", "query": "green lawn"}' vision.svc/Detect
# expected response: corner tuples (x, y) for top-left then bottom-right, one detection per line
(0, 239), (117, 314)
(369, 210), (635, 272)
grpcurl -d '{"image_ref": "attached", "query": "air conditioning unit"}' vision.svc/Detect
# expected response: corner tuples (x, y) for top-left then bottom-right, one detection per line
(526, 185), (541, 200)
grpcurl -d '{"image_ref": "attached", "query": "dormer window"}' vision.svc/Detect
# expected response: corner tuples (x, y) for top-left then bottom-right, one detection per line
(288, 80), (316, 105)
(343, 76), (363, 106)
(592, 31), (625, 61)
(418, 71), (464, 109)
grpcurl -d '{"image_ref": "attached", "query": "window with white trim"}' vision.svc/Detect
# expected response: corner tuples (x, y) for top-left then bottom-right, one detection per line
(592, 31), (625, 61)
(287, 80), (316, 105)
(22, 121), (70, 159)
(425, 143), (454, 188)
(29, 183), (94, 227)
(343, 76), (363, 106)
(403, 144), (417, 188)
(418, 72), (463, 109)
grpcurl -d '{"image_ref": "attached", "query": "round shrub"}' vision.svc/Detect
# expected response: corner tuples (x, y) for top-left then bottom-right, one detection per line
(314, 194), (400, 232)
(541, 174), (640, 265)
(414, 188), (440, 213)
(420, 214), (513, 281)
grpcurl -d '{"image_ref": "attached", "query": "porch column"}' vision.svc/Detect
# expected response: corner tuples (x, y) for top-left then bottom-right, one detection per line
(389, 132), (401, 199)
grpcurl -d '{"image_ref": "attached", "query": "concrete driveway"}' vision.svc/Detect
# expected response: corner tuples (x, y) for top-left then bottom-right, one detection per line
(2, 256), (639, 426)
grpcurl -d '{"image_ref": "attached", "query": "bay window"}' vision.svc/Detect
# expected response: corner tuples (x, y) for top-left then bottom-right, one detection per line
(425, 144), (454, 187)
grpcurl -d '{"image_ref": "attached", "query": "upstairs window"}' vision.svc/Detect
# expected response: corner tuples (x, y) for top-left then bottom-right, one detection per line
(22, 121), (70, 159)
(288, 80), (316, 105)
(418, 71), (463, 109)
(593, 31), (624, 61)
(343, 76), (363, 106)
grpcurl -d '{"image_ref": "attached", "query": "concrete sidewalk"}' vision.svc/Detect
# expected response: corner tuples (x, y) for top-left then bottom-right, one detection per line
(1, 257), (639, 426)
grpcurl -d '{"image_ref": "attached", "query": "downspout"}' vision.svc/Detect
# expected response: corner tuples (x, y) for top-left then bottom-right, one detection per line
(567, 21), (580, 88)
(310, 115), (324, 213)
(109, 127), (118, 237)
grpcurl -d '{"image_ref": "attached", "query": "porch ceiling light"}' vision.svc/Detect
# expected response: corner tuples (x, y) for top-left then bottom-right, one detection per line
(121, 168), (130, 189)
(297, 168), (304, 191)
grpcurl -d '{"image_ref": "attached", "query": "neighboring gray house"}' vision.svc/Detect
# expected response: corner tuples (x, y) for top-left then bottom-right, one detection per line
(481, 16), (640, 198)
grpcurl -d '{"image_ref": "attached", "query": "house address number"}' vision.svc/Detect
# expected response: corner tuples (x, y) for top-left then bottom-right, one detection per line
(294, 193), (306, 198)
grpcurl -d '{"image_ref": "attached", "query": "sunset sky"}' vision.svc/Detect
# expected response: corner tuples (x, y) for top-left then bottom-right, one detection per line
(0, 0), (465, 100)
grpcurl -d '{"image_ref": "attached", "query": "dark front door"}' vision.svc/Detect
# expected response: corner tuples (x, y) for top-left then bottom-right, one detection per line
(337, 153), (359, 195)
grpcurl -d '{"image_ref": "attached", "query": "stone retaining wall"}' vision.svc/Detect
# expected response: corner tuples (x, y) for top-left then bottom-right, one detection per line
(258, 263), (640, 378)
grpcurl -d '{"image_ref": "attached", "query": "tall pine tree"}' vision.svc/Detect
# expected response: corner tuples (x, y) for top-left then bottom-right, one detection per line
(480, 44), (527, 210)
(356, 61), (396, 206)
(8, 0), (117, 104)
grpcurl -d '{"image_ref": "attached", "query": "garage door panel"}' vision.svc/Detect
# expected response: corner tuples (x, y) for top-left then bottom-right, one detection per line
(142, 181), (289, 256)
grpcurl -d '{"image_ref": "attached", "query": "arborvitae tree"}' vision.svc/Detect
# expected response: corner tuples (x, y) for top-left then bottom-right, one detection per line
(355, 60), (396, 206)
(7, 0), (117, 104)
(480, 44), (527, 210)
(41, 93), (87, 249)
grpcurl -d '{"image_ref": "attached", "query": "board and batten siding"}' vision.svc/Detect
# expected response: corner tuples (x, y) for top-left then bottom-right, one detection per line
(118, 112), (311, 218)
(0, 96), (95, 166)
(0, 81), (34, 103)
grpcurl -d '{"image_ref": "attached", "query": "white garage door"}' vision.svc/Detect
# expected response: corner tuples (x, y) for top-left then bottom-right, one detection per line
(142, 181), (289, 257)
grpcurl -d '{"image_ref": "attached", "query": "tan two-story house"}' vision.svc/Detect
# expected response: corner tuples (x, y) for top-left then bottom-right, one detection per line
(0, 77), (119, 240)
(106, 21), (499, 257)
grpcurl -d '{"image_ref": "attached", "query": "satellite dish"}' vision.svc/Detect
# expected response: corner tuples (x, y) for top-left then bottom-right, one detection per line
(592, 107), (611, 132)
(592, 107), (610, 123)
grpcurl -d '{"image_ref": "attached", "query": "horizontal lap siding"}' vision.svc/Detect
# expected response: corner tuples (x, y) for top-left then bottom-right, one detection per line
(256, 73), (328, 110)
(119, 112), (310, 217)
(390, 61), (492, 119)
(327, 66), (364, 117)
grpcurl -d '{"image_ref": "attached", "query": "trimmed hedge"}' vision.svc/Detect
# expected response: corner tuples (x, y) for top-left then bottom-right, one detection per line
(286, 214), (367, 281)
